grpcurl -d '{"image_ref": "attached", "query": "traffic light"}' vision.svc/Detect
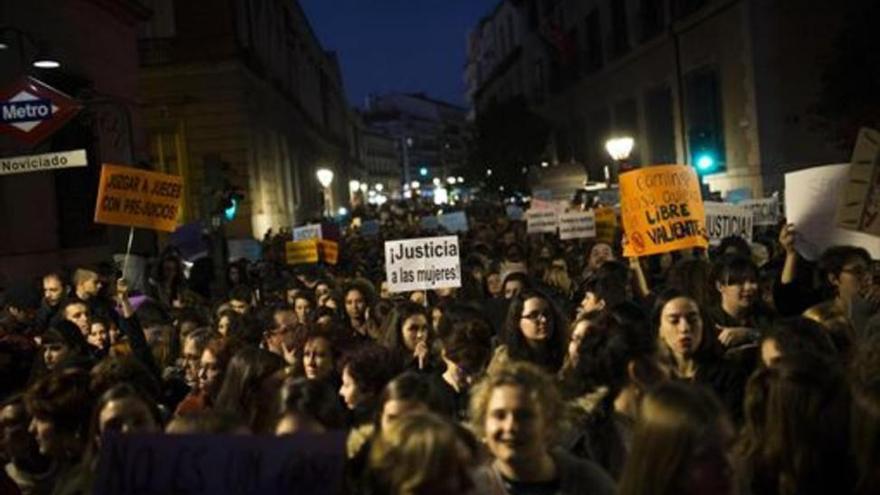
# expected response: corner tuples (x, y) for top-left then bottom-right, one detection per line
(689, 127), (725, 176)
(213, 186), (244, 221)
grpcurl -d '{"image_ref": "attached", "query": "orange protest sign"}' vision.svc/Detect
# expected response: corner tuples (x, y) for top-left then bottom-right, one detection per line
(319, 240), (339, 265)
(285, 240), (319, 265)
(594, 207), (618, 244)
(620, 165), (707, 257)
(94, 164), (183, 232)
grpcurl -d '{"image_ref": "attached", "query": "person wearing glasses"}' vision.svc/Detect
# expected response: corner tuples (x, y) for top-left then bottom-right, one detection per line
(804, 245), (877, 352)
(491, 290), (568, 374)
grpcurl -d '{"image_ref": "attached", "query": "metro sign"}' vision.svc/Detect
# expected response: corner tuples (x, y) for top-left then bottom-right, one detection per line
(0, 77), (81, 146)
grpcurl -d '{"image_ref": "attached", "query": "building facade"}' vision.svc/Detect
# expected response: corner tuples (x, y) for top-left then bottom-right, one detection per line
(0, 0), (151, 284)
(360, 127), (401, 196)
(467, 0), (849, 197)
(362, 93), (468, 188)
(138, 0), (359, 239)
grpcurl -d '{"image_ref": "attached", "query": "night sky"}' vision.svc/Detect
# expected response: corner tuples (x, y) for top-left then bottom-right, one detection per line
(299, 0), (497, 109)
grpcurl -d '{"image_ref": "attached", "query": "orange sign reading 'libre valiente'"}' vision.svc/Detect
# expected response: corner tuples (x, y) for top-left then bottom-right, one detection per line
(620, 164), (707, 257)
(94, 164), (184, 232)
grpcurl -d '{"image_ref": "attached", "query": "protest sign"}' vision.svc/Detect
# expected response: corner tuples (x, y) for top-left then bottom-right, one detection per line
(725, 187), (753, 204)
(739, 198), (780, 227)
(319, 240), (339, 265)
(285, 240), (319, 265)
(526, 209), (558, 234)
(360, 219), (380, 237)
(703, 202), (754, 245)
(384, 236), (461, 293)
(786, 164), (880, 260)
(293, 224), (322, 241)
(597, 189), (620, 206)
(559, 210), (596, 240)
(94, 432), (346, 495)
(438, 211), (469, 232)
(505, 205), (524, 220)
(594, 207), (618, 244)
(620, 164), (707, 257)
(228, 239), (262, 262)
(837, 127), (880, 237)
(420, 216), (439, 231)
(94, 164), (183, 232)
(0, 149), (87, 176)
(169, 222), (207, 260)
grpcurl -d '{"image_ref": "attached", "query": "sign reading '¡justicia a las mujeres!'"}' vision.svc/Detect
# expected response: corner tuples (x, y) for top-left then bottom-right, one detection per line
(384, 236), (461, 293)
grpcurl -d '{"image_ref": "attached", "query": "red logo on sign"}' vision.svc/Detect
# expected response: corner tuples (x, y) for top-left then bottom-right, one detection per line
(0, 77), (81, 146)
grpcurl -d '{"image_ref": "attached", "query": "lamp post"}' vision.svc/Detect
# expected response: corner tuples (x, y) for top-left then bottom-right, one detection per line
(604, 137), (634, 186)
(0, 27), (61, 71)
(316, 168), (334, 217)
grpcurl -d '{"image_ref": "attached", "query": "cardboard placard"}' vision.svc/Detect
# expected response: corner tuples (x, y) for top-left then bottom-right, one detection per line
(228, 239), (262, 262)
(505, 205), (524, 220)
(837, 127), (880, 237)
(703, 202), (754, 245)
(285, 240), (319, 265)
(384, 236), (461, 293)
(293, 224), (323, 241)
(526, 209), (558, 234)
(739, 198), (780, 227)
(94, 164), (183, 232)
(319, 240), (339, 265)
(785, 164), (880, 260)
(594, 207), (618, 244)
(360, 219), (380, 237)
(559, 211), (596, 240)
(94, 432), (346, 495)
(620, 165), (707, 257)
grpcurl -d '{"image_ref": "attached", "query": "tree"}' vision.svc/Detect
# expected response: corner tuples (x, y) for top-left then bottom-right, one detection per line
(814, 0), (880, 149)
(459, 96), (551, 194)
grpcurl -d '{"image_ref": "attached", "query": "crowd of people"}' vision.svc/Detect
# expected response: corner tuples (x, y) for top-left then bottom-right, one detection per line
(0, 196), (879, 495)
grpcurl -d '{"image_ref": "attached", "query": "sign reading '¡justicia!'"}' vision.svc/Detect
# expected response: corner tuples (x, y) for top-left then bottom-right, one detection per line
(620, 164), (708, 257)
(384, 236), (461, 293)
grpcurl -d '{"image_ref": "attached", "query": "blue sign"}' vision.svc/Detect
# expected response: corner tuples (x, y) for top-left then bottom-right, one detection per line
(94, 432), (346, 495)
(420, 216), (439, 231)
(169, 222), (207, 260)
(1, 99), (52, 124)
(438, 211), (468, 232)
(360, 219), (380, 237)
(506, 205), (524, 220)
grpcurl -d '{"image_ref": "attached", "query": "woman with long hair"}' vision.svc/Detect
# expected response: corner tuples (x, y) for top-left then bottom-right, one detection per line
(618, 382), (736, 495)
(381, 302), (435, 372)
(213, 346), (285, 432)
(736, 352), (854, 495)
(493, 289), (568, 373)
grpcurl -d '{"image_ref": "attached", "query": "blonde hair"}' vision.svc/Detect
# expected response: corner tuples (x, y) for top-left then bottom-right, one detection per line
(368, 412), (472, 495)
(72, 268), (98, 287)
(468, 360), (564, 443)
(542, 263), (573, 295)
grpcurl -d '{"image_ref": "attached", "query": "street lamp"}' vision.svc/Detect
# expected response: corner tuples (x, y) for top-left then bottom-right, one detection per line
(0, 27), (61, 70)
(316, 168), (334, 217)
(604, 137), (634, 185)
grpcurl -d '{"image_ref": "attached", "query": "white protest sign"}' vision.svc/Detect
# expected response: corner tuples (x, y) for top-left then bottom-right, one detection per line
(526, 209), (558, 234)
(739, 198), (780, 226)
(385, 236), (461, 293)
(559, 210), (596, 240)
(293, 224), (322, 241)
(0, 149), (87, 175)
(785, 164), (880, 260)
(704, 202), (754, 245)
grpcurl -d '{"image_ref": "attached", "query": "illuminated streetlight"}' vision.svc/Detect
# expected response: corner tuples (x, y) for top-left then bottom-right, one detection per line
(349, 180), (361, 193)
(446, 177), (456, 185)
(456, 176), (464, 183)
(316, 168), (334, 188)
(410, 181), (420, 189)
(605, 137), (634, 161)
(541, 161), (549, 168)
(374, 183), (384, 192)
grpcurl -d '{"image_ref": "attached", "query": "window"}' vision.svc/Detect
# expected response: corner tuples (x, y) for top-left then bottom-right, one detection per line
(685, 67), (726, 167)
(640, 0), (665, 42)
(644, 85), (676, 163)
(673, 0), (709, 19)
(584, 9), (603, 73)
(610, 0), (630, 57)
